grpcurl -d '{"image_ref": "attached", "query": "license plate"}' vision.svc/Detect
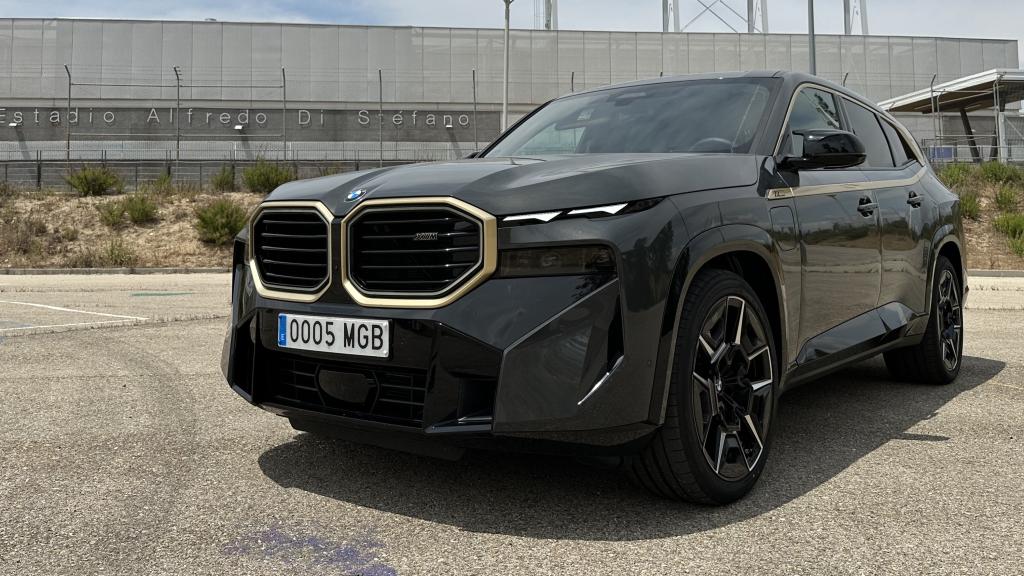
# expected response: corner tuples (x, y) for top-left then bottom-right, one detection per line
(277, 313), (389, 358)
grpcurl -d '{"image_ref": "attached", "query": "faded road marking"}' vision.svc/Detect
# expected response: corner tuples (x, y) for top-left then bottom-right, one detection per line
(0, 300), (147, 321)
(224, 526), (397, 575)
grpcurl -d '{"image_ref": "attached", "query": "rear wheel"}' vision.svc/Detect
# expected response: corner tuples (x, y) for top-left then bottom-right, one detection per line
(883, 255), (962, 385)
(625, 269), (777, 504)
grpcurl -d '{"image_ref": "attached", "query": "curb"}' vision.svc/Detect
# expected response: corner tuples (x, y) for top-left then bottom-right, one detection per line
(967, 269), (1024, 278)
(0, 267), (231, 275)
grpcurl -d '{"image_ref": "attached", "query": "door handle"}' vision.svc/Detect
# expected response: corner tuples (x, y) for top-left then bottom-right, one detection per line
(907, 190), (923, 208)
(857, 197), (878, 216)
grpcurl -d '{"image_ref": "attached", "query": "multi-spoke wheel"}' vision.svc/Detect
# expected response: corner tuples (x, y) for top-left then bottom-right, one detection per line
(692, 295), (774, 480)
(884, 255), (963, 385)
(625, 269), (777, 504)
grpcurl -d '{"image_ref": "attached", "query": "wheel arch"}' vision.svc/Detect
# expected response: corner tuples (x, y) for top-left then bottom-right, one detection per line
(928, 226), (966, 310)
(647, 224), (787, 425)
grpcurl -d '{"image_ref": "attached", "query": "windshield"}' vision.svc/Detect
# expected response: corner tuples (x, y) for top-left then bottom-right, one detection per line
(485, 78), (775, 157)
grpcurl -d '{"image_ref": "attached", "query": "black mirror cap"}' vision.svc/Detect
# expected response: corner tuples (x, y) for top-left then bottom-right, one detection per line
(464, 150), (481, 159)
(781, 129), (866, 170)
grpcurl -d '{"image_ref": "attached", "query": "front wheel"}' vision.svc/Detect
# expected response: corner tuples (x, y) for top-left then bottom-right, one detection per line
(625, 269), (777, 504)
(884, 255), (963, 385)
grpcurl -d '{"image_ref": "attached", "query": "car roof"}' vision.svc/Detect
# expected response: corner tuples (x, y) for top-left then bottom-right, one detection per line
(561, 70), (876, 111)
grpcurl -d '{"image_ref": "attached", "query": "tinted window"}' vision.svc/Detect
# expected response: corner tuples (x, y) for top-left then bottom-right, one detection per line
(844, 99), (895, 168)
(485, 79), (774, 157)
(880, 119), (917, 166)
(784, 87), (841, 156)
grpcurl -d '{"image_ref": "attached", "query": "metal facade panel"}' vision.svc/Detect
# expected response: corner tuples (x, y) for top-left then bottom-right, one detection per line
(130, 22), (162, 99)
(688, 33), (714, 73)
(12, 19), (43, 98)
(422, 28), (451, 103)
(367, 27), (397, 102)
(814, 35), (842, 85)
(958, 40), (983, 77)
(936, 38), (961, 83)
(309, 26), (340, 102)
(790, 34), (809, 73)
(662, 33), (688, 76)
(531, 30), (558, 103)
(161, 22), (192, 100)
(556, 30), (583, 94)
(340, 26), (369, 102)
(982, 40), (1007, 70)
(251, 24), (282, 101)
(840, 35), (867, 97)
(740, 34), (766, 72)
(609, 32), (637, 85)
(71, 20), (103, 99)
(765, 34), (790, 71)
(0, 20), (11, 97)
(509, 30), (532, 103)
(42, 19), (65, 99)
(192, 22), (223, 100)
(450, 28), (476, 103)
(283, 25), (312, 102)
(888, 36), (915, 99)
(583, 31), (610, 90)
(636, 32), (662, 80)
(912, 37), (937, 90)
(713, 33), (739, 71)
(476, 28), (504, 103)
(865, 36), (891, 101)
(221, 24), (252, 101)
(395, 27), (422, 103)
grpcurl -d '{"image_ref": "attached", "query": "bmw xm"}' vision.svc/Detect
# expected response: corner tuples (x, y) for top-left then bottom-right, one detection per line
(222, 71), (966, 503)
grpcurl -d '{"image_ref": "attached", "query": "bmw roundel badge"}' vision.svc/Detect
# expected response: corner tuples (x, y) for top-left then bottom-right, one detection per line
(346, 188), (367, 202)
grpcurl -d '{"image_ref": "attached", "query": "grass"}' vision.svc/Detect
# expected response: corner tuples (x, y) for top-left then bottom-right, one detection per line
(936, 163), (976, 191)
(195, 198), (248, 245)
(66, 166), (123, 196)
(994, 184), (1019, 213)
(242, 160), (295, 195)
(66, 237), (139, 268)
(978, 161), (1022, 185)
(96, 200), (126, 228)
(210, 166), (237, 192)
(958, 190), (981, 220)
(0, 212), (48, 256)
(123, 193), (159, 224)
(994, 212), (1024, 240)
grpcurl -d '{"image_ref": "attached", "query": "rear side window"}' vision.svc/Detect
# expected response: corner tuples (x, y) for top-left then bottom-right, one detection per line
(784, 87), (842, 156)
(880, 119), (918, 166)
(844, 99), (895, 168)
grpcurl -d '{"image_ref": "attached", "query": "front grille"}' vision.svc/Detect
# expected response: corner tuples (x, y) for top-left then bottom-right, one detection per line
(348, 207), (482, 295)
(266, 350), (428, 426)
(252, 209), (329, 292)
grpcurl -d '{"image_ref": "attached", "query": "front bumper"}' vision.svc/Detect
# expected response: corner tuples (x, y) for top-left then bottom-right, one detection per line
(223, 197), (687, 455)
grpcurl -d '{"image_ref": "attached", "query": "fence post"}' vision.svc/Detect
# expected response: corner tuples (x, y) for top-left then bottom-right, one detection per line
(36, 150), (42, 189)
(134, 164), (139, 190)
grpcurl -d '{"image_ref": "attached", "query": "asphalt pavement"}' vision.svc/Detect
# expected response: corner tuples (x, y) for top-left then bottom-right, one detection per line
(0, 273), (1022, 575)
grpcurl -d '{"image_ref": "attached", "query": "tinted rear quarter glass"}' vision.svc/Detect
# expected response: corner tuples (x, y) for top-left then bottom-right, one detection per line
(844, 99), (895, 168)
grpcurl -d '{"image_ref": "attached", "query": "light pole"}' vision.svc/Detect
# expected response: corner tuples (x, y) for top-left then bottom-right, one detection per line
(502, 0), (514, 132)
(808, 0), (816, 75)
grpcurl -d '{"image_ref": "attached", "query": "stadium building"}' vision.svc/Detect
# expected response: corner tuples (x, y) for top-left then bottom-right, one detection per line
(0, 18), (1019, 183)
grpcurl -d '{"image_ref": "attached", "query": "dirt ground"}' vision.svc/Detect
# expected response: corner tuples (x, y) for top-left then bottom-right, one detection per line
(0, 190), (263, 269)
(1, 185), (1021, 270)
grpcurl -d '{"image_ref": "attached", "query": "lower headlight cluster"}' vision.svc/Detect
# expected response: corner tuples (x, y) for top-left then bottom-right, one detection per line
(496, 245), (616, 278)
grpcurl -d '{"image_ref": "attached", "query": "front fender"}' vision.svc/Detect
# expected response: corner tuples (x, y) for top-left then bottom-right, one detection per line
(647, 223), (787, 424)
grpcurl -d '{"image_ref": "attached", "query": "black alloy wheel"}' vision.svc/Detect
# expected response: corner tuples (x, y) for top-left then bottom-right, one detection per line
(884, 255), (963, 385)
(692, 295), (774, 481)
(625, 269), (777, 503)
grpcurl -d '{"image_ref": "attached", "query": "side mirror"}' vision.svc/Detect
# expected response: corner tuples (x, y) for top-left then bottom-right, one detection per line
(464, 151), (481, 159)
(780, 129), (866, 170)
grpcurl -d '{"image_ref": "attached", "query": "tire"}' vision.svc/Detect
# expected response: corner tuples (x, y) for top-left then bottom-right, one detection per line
(883, 255), (963, 385)
(625, 269), (778, 504)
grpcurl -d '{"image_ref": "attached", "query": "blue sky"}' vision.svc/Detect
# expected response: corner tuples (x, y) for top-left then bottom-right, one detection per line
(0, 0), (1020, 50)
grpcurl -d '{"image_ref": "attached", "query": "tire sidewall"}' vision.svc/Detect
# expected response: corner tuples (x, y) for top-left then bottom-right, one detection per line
(669, 270), (779, 503)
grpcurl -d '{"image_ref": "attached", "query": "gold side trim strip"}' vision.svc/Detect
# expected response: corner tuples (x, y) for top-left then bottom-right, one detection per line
(340, 196), (498, 309)
(247, 200), (335, 304)
(767, 166), (927, 200)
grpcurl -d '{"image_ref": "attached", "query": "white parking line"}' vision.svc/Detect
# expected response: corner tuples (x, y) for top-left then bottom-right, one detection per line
(0, 319), (144, 333)
(0, 300), (147, 321)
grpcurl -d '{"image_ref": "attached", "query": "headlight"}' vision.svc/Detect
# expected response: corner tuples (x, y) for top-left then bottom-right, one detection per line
(496, 245), (616, 278)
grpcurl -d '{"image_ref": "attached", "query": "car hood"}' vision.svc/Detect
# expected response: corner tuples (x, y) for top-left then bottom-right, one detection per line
(267, 153), (759, 217)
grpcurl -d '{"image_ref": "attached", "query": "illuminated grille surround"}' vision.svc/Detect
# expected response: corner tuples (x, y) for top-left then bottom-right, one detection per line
(248, 200), (334, 304)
